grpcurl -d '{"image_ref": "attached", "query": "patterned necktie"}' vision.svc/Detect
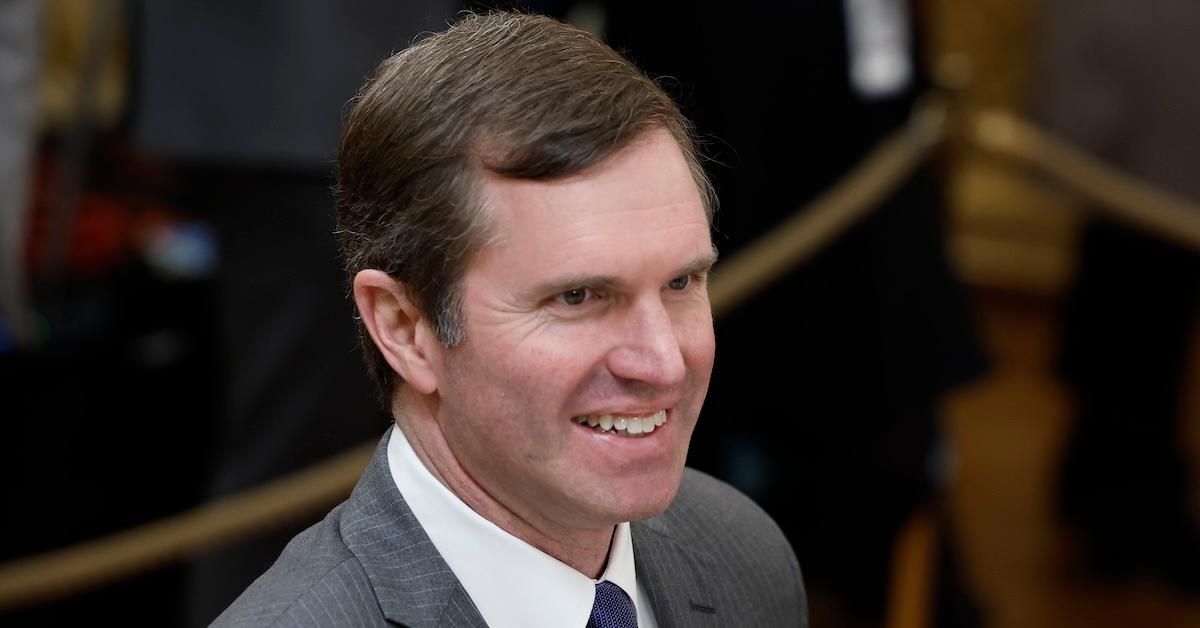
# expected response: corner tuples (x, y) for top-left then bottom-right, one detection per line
(586, 581), (639, 628)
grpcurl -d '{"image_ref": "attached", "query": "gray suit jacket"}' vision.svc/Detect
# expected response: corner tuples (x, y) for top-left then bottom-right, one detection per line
(214, 431), (808, 627)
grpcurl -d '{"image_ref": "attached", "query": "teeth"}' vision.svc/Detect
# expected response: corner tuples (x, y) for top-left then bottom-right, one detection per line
(573, 411), (667, 437)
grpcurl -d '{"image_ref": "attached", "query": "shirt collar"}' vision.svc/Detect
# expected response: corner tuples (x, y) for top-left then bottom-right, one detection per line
(386, 424), (642, 628)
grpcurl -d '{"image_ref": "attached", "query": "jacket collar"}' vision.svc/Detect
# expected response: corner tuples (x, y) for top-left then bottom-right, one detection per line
(339, 430), (487, 627)
(341, 430), (718, 627)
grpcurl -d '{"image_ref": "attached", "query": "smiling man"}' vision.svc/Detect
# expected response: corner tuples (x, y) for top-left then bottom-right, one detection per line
(216, 12), (806, 628)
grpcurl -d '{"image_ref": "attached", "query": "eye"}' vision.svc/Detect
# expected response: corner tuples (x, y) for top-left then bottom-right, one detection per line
(556, 288), (590, 306)
(667, 275), (691, 290)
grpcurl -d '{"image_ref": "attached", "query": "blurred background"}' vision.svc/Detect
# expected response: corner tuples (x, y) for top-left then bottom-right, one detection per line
(2, 1), (1199, 627)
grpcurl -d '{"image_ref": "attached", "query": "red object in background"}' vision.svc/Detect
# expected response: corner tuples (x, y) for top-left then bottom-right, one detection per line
(24, 146), (181, 282)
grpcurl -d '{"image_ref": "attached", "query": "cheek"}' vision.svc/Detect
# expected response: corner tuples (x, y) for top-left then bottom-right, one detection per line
(450, 335), (603, 431)
(492, 324), (614, 378)
(677, 309), (716, 372)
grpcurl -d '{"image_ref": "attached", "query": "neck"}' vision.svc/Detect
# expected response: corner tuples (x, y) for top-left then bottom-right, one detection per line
(394, 390), (616, 577)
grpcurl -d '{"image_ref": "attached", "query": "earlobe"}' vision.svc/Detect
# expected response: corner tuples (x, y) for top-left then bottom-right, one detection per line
(352, 270), (441, 395)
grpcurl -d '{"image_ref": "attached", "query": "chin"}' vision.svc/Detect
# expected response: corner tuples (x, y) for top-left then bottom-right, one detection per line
(602, 465), (686, 523)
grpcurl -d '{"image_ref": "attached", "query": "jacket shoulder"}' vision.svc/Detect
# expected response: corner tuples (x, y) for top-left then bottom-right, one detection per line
(652, 467), (808, 623)
(667, 468), (797, 551)
(212, 504), (387, 627)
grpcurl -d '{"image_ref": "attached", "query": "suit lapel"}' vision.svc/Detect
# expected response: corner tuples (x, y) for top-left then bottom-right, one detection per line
(631, 517), (723, 628)
(339, 430), (488, 627)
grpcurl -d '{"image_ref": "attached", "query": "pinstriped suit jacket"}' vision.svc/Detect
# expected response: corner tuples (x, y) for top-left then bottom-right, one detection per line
(213, 430), (807, 627)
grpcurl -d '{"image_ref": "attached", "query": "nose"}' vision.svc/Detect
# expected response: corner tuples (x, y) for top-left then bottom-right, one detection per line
(606, 297), (688, 389)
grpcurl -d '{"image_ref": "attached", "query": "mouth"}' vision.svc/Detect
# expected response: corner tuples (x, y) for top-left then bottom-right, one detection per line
(571, 409), (667, 438)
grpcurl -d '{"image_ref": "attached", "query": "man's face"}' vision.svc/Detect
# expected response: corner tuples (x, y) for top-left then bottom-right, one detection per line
(432, 129), (715, 535)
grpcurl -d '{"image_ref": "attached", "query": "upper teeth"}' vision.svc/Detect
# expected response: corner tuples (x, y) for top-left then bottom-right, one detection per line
(573, 410), (667, 437)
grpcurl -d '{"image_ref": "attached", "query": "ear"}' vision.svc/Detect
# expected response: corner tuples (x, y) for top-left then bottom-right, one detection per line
(352, 269), (442, 395)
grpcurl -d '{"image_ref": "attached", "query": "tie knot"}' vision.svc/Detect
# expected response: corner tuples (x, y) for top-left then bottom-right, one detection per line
(587, 581), (638, 628)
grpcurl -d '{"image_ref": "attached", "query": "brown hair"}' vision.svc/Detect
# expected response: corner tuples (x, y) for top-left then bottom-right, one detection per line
(336, 11), (714, 400)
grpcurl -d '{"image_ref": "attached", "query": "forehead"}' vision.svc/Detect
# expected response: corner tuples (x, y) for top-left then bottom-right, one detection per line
(471, 131), (712, 278)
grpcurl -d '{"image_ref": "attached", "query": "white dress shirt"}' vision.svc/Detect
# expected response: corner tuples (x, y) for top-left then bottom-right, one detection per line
(387, 425), (660, 628)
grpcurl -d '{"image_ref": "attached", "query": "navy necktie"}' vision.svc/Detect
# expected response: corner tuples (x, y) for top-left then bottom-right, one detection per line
(586, 581), (638, 628)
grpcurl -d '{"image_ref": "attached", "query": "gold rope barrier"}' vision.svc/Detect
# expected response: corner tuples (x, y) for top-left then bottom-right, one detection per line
(0, 442), (376, 609)
(972, 109), (1200, 253)
(0, 99), (951, 611)
(18, 98), (1200, 612)
(709, 98), (947, 318)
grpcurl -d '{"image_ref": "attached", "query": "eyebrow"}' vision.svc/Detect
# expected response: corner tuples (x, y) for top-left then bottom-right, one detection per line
(528, 248), (719, 299)
(684, 247), (720, 278)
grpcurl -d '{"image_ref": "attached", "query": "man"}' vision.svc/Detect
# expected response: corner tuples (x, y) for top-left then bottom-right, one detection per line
(216, 12), (806, 627)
